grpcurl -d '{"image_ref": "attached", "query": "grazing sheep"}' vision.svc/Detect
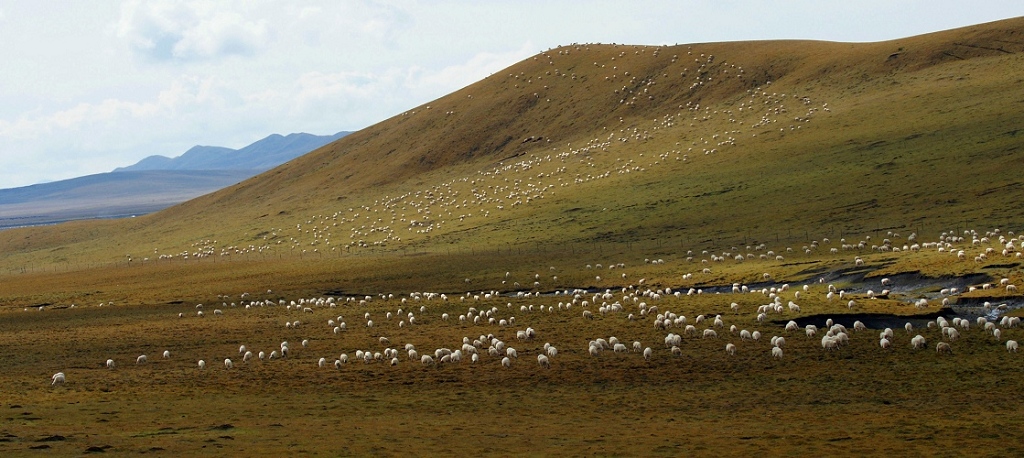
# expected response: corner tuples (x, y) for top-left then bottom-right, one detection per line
(224, 358), (234, 369)
(880, 338), (891, 349)
(51, 372), (65, 386)
(1007, 340), (1019, 352)
(911, 335), (927, 349)
(136, 355), (147, 364)
(106, 359), (115, 369)
(936, 342), (952, 354)
(162, 350), (171, 359)
(703, 329), (718, 339)
(501, 356), (512, 368)
(537, 354), (551, 368)
(421, 355), (435, 366)
(771, 347), (783, 359)
(725, 343), (737, 355)
(643, 347), (653, 361)
(198, 360), (206, 370)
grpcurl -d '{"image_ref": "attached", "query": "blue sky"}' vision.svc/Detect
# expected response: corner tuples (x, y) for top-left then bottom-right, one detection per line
(1, 1), (1022, 188)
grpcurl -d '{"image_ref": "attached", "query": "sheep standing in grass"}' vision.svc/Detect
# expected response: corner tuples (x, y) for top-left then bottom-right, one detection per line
(1008, 340), (1019, 352)
(502, 356), (512, 368)
(137, 355), (147, 364)
(106, 359), (116, 369)
(51, 372), (66, 385)
(224, 359), (234, 369)
(198, 360), (206, 370)
(725, 343), (737, 355)
(162, 350), (171, 359)
(911, 335), (927, 349)
(771, 347), (783, 359)
(936, 342), (952, 354)
(643, 347), (653, 361)
(538, 354), (551, 368)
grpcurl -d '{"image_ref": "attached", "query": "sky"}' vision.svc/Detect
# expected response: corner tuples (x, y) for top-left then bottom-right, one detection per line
(1, 1), (1023, 189)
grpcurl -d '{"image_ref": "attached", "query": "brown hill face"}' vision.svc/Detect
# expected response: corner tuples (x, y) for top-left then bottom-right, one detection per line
(172, 16), (1024, 207)
(3, 17), (1024, 269)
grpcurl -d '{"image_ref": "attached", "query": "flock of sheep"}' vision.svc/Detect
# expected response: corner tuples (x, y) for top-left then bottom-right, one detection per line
(46, 227), (1021, 386)
(34, 44), (1022, 386)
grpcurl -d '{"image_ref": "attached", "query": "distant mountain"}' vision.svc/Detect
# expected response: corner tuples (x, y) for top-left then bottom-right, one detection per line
(114, 132), (350, 172)
(0, 170), (256, 229)
(0, 131), (350, 229)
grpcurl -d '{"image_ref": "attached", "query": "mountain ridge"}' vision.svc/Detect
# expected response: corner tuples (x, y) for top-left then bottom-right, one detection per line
(113, 131), (350, 172)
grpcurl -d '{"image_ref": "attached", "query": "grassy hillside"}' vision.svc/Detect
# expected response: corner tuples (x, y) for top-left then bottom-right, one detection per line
(0, 18), (1023, 301)
(3, 18), (1024, 456)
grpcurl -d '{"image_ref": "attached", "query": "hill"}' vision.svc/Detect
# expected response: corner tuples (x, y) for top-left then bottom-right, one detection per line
(114, 132), (351, 172)
(0, 132), (351, 229)
(0, 170), (255, 229)
(0, 17), (1023, 299)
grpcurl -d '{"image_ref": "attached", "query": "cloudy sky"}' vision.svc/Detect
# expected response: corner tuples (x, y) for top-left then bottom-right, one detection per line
(1, 1), (1022, 188)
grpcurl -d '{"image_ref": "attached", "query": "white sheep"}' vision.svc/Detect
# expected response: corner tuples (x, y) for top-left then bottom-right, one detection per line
(936, 342), (952, 354)
(725, 343), (737, 355)
(136, 355), (147, 364)
(162, 350), (171, 359)
(198, 360), (206, 370)
(106, 359), (115, 369)
(537, 354), (551, 368)
(911, 335), (927, 349)
(771, 347), (783, 359)
(1007, 340), (1019, 352)
(421, 355), (435, 366)
(224, 358), (234, 369)
(51, 372), (66, 385)
(643, 347), (653, 361)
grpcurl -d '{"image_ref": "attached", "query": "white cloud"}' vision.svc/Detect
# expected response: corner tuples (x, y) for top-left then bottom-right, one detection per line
(116, 0), (269, 60)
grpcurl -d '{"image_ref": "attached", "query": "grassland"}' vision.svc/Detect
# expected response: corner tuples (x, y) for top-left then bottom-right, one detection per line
(2, 17), (1024, 456)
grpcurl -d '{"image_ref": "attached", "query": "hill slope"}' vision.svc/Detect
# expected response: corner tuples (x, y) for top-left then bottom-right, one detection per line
(1, 17), (1023, 289)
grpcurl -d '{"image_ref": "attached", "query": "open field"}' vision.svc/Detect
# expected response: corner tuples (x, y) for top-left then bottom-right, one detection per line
(2, 238), (1024, 455)
(2, 18), (1024, 456)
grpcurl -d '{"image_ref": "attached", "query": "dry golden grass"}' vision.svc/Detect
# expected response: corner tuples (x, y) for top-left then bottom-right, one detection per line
(3, 274), (1024, 456)
(2, 17), (1024, 456)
